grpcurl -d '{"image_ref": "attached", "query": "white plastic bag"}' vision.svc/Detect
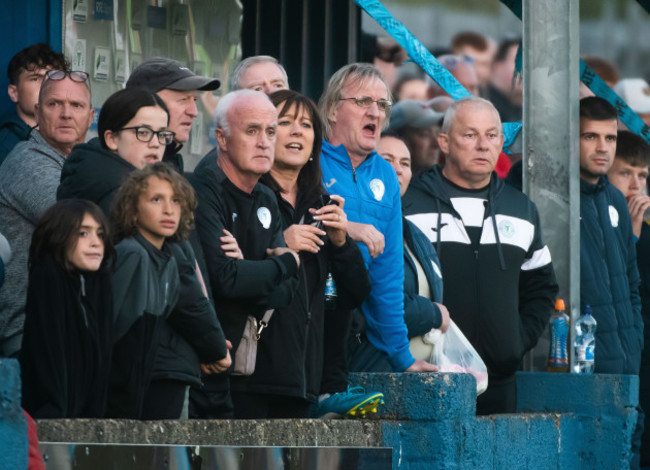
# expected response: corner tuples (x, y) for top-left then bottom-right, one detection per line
(429, 320), (488, 395)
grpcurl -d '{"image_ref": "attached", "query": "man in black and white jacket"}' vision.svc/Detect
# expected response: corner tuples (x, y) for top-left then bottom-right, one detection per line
(403, 97), (558, 414)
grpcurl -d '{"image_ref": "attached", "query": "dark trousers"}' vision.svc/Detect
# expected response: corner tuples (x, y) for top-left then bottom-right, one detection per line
(476, 375), (516, 415)
(347, 334), (393, 373)
(189, 373), (234, 419)
(231, 391), (312, 419)
(142, 379), (186, 420)
(320, 307), (354, 394)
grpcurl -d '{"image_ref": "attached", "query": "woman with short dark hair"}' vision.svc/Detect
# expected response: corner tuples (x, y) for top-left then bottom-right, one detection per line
(58, 88), (171, 213)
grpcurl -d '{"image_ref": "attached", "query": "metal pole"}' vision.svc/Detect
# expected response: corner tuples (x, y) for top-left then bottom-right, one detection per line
(522, 0), (580, 371)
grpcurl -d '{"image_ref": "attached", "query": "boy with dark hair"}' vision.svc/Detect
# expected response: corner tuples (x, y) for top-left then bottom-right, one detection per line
(607, 130), (650, 466)
(0, 43), (68, 163)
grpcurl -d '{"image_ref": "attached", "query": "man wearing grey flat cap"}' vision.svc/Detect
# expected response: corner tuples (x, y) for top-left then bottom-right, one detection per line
(387, 100), (444, 174)
(126, 58), (220, 172)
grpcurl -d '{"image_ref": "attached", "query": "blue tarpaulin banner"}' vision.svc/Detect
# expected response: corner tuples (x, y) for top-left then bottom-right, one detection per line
(355, 0), (522, 149)
(499, 0), (650, 144)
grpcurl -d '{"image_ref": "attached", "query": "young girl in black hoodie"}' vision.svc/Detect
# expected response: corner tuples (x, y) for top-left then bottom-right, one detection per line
(20, 199), (114, 418)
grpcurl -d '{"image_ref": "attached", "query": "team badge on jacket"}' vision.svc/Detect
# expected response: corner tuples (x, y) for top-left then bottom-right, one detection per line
(498, 219), (515, 238)
(257, 207), (272, 229)
(608, 205), (619, 227)
(369, 179), (385, 201)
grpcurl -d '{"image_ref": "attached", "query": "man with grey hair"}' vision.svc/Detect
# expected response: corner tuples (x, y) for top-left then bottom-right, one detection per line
(319, 62), (437, 393)
(229, 55), (289, 95)
(189, 89), (300, 418)
(0, 70), (94, 358)
(403, 97), (558, 414)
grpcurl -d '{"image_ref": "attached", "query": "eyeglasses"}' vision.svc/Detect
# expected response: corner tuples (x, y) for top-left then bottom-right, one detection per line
(45, 70), (90, 83)
(119, 127), (176, 145)
(339, 96), (392, 111)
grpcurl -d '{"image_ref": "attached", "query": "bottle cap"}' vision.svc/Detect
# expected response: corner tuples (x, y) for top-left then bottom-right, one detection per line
(555, 299), (565, 311)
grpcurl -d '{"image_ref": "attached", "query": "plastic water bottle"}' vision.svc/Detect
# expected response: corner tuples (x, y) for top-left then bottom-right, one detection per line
(547, 299), (570, 372)
(573, 304), (597, 374)
(324, 272), (337, 310)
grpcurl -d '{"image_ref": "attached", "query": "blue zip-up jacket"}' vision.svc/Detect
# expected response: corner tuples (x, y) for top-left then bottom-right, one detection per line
(580, 176), (642, 374)
(320, 140), (413, 371)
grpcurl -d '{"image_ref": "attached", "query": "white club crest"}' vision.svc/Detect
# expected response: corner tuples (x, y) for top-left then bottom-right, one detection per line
(498, 219), (515, 238)
(369, 179), (385, 201)
(257, 207), (272, 229)
(608, 205), (619, 227)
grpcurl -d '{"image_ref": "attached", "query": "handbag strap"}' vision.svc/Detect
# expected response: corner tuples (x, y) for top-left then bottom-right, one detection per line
(255, 309), (275, 340)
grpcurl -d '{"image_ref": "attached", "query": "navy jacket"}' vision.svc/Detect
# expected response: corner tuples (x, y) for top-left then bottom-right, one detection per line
(403, 218), (444, 337)
(580, 176), (642, 374)
(0, 110), (30, 165)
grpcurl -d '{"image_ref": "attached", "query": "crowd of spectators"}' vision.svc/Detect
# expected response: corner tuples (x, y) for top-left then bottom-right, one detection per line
(1, 28), (650, 468)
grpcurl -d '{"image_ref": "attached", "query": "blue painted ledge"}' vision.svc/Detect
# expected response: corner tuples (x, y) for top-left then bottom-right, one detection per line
(1, 357), (637, 469)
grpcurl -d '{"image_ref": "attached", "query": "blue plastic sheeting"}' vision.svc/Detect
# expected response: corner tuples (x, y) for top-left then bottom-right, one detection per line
(580, 61), (650, 144)
(499, 0), (650, 144)
(355, 0), (522, 149)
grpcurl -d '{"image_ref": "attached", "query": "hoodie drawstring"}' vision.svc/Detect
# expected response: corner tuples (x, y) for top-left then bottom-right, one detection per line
(435, 198), (443, 259)
(487, 197), (507, 271)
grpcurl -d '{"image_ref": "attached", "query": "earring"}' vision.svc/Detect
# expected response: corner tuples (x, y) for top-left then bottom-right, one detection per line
(309, 156), (313, 161)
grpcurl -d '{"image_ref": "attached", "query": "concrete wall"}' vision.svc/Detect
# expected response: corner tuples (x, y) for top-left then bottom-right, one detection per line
(1, 358), (638, 469)
(0, 359), (27, 470)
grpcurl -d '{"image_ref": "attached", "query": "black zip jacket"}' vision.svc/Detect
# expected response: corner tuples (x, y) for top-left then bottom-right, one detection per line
(152, 242), (228, 385)
(189, 153), (299, 354)
(230, 188), (370, 402)
(403, 166), (558, 381)
(163, 142), (184, 173)
(108, 235), (179, 418)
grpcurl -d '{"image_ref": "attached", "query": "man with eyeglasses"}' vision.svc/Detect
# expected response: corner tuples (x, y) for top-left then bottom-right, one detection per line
(0, 68), (94, 358)
(316, 62), (436, 417)
(125, 58), (220, 173)
(0, 43), (68, 164)
(403, 97), (558, 414)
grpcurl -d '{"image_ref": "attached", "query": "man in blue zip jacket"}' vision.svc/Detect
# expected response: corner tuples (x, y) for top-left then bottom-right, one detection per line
(318, 63), (437, 384)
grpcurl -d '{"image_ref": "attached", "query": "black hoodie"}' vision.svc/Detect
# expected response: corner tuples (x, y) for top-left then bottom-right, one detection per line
(57, 138), (135, 213)
(403, 165), (557, 381)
